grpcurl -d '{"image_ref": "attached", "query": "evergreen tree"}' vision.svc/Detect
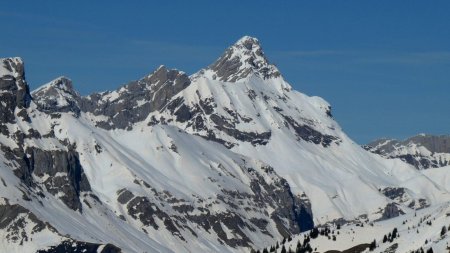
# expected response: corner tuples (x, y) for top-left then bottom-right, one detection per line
(304, 243), (312, 252)
(320, 229), (325, 236)
(382, 234), (388, 243)
(310, 228), (319, 239)
(303, 235), (310, 245)
(426, 247), (433, 253)
(441, 225), (447, 237)
(281, 245), (287, 253)
(369, 239), (376, 251)
(296, 240), (301, 250)
(392, 227), (398, 239)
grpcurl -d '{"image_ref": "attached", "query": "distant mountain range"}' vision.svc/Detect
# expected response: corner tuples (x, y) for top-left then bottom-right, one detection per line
(364, 134), (450, 170)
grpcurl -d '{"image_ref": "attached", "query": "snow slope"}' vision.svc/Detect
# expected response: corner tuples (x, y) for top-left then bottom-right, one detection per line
(275, 201), (450, 253)
(423, 166), (450, 192)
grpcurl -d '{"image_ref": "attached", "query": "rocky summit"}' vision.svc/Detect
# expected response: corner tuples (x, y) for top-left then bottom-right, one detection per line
(1, 37), (450, 253)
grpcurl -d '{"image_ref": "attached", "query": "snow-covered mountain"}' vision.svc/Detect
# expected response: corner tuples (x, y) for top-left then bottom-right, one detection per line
(1, 37), (450, 253)
(365, 135), (450, 170)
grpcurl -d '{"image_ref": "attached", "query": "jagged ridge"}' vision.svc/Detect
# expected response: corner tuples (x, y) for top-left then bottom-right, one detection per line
(365, 134), (450, 169)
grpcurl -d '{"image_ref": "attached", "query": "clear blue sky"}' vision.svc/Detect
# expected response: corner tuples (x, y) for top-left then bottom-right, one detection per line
(2, 1), (449, 144)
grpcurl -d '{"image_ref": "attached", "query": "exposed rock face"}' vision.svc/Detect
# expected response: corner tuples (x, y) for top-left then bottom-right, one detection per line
(377, 203), (405, 221)
(381, 187), (407, 202)
(282, 114), (340, 147)
(381, 187), (429, 210)
(31, 65), (191, 130)
(1, 145), (91, 211)
(205, 36), (281, 82)
(25, 148), (91, 211)
(365, 134), (450, 169)
(32, 77), (81, 116)
(36, 240), (122, 253)
(0, 58), (31, 126)
(1, 59), (91, 212)
(80, 66), (191, 130)
(147, 90), (278, 148)
(295, 193), (314, 232)
(405, 135), (450, 153)
(0, 197), (121, 253)
(209, 113), (272, 146)
(116, 163), (314, 248)
(0, 198), (52, 245)
(383, 243), (399, 253)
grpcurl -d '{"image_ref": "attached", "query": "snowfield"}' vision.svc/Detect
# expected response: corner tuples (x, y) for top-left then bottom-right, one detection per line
(276, 201), (450, 253)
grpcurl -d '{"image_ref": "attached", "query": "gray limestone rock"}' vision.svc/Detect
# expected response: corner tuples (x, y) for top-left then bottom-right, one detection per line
(36, 240), (122, 253)
(282, 114), (341, 147)
(28, 148), (91, 211)
(0, 198), (56, 245)
(80, 66), (191, 130)
(1, 144), (91, 212)
(365, 134), (450, 169)
(377, 203), (405, 221)
(32, 77), (81, 116)
(0, 58), (32, 126)
(117, 189), (135, 204)
(381, 187), (406, 201)
(207, 36), (281, 82)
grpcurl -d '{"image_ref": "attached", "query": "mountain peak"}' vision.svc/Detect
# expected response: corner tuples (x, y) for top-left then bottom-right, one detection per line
(152, 65), (168, 75)
(141, 65), (189, 90)
(233, 35), (261, 51)
(49, 76), (74, 90)
(0, 57), (25, 78)
(0, 57), (32, 110)
(32, 76), (81, 115)
(33, 76), (78, 97)
(203, 36), (281, 82)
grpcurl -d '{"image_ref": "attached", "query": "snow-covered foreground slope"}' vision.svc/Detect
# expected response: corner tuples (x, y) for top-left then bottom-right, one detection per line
(1, 37), (450, 253)
(275, 201), (450, 253)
